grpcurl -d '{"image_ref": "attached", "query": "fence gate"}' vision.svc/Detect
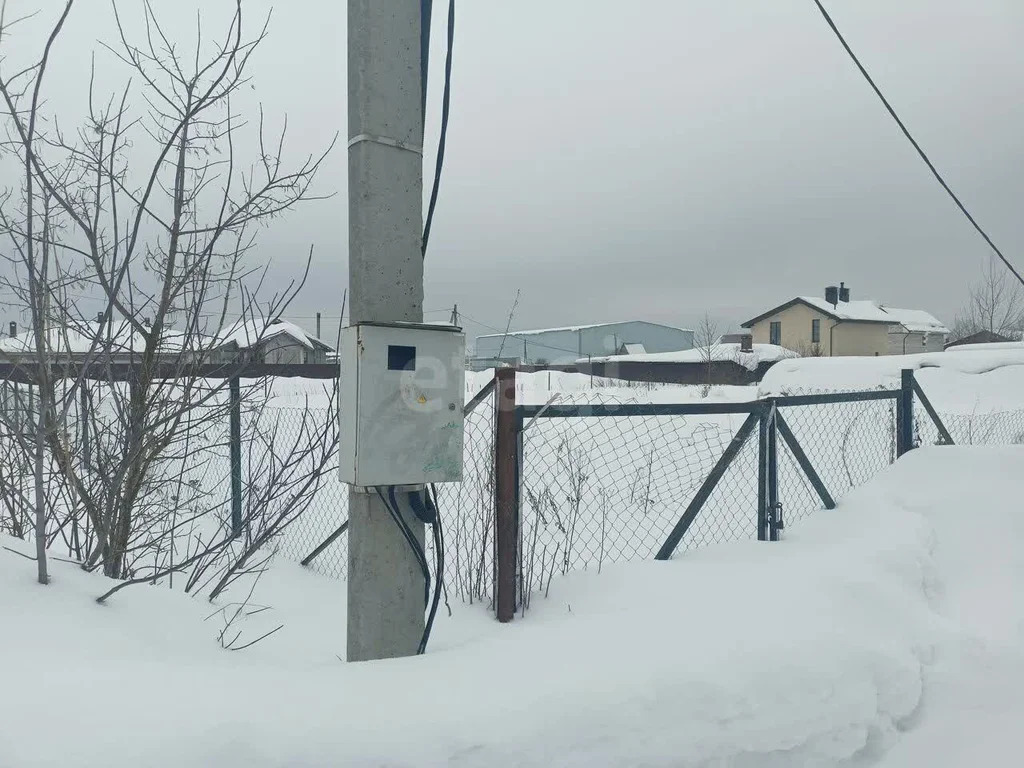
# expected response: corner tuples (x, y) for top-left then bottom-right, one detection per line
(495, 370), (957, 617)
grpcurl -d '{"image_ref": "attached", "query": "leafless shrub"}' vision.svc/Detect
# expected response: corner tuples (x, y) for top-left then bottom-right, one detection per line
(0, 1), (335, 591)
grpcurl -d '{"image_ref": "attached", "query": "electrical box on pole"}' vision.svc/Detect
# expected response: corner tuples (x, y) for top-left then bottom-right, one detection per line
(339, 321), (465, 487)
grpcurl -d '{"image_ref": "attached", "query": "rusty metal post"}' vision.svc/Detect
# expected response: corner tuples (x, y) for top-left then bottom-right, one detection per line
(494, 367), (519, 622)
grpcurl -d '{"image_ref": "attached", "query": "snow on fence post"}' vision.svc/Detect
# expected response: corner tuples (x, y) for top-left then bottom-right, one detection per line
(896, 369), (915, 458)
(494, 367), (519, 622)
(229, 375), (243, 538)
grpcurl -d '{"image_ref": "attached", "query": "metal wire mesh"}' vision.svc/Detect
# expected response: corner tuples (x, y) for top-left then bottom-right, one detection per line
(272, 383), (498, 598)
(679, 428), (759, 549)
(776, 396), (897, 527)
(10, 369), (1023, 609)
(517, 394), (752, 594)
(915, 404), (1024, 447)
(515, 391), (912, 599)
(436, 387), (495, 604)
(261, 404), (348, 580)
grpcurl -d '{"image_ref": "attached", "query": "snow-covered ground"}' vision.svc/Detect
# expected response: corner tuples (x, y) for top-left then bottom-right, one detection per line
(760, 344), (1024, 408)
(1, 445), (1021, 766)
(590, 341), (799, 371)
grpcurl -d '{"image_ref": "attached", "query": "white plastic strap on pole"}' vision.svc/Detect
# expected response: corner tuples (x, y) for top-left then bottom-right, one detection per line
(347, 133), (423, 155)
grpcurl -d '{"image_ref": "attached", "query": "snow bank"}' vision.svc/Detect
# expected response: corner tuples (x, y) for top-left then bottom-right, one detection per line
(590, 342), (798, 371)
(10, 446), (1024, 765)
(876, 447), (1024, 765)
(760, 347), (1024, 412)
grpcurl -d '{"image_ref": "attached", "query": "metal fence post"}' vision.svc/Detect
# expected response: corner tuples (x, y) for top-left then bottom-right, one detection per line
(229, 375), (242, 538)
(11, 381), (19, 432)
(494, 367), (519, 622)
(896, 369), (915, 458)
(757, 401), (769, 541)
(80, 382), (90, 471)
(766, 402), (781, 541)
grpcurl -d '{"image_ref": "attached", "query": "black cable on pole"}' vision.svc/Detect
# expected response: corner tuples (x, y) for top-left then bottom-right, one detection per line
(420, 0), (433, 117)
(421, 0), (455, 258)
(810, 0), (1024, 288)
(376, 485), (447, 655)
(429, 483), (452, 618)
(409, 487), (444, 654)
(376, 487), (430, 606)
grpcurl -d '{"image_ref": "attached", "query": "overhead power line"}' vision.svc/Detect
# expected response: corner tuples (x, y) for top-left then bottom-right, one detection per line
(811, 0), (1024, 287)
(421, 0), (455, 258)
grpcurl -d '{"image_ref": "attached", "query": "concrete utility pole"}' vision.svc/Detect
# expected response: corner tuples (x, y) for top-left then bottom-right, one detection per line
(346, 0), (426, 661)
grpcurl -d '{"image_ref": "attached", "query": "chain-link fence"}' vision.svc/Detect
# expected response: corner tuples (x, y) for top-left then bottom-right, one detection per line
(266, 368), (1024, 610)
(8, 366), (1021, 611)
(517, 396), (753, 596)
(916, 403), (1024, 447)
(275, 380), (497, 601)
(775, 393), (897, 529)
(512, 390), (903, 597)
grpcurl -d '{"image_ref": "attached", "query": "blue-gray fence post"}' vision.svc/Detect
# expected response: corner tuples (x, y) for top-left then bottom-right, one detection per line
(897, 369), (915, 458)
(80, 382), (90, 470)
(757, 402), (769, 541)
(229, 376), (242, 538)
(767, 402), (781, 541)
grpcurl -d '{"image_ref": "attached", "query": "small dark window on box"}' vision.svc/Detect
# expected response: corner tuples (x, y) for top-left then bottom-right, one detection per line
(387, 344), (416, 371)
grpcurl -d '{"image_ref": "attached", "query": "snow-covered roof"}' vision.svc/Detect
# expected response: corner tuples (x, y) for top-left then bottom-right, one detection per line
(589, 343), (799, 371)
(747, 297), (950, 335)
(0, 320), (250, 359)
(216, 318), (330, 351)
(800, 297), (949, 334)
(0, 321), (183, 357)
(879, 306), (951, 335)
(621, 343), (647, 354)
(476, 321), (694, 339)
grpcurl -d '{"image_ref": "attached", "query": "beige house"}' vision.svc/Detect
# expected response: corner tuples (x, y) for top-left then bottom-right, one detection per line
(742, 289), (949, 357)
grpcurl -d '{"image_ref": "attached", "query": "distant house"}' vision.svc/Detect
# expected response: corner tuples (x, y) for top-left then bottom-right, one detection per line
(945, 330), (1015, 349)
(0, 320), (200, 364)
(210, 317), (332, 365)
(471, 321), (694, 370)
(741, 285), (949, 357)
(0, 316), (333, 370)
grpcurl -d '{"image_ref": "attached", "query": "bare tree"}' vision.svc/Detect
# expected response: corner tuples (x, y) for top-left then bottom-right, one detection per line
(0, 2), (83, 584)
(951, 255), (1024, 341)
(0, 1), (335, 585)
(694, 313), (720, 397)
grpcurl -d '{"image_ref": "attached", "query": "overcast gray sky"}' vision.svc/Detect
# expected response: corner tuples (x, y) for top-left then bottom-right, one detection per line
(6, 0), (1024, 342)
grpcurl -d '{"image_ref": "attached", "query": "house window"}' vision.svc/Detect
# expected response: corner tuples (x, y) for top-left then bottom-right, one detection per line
(811, 319), (821, 344)
(769, 321), (782, 346)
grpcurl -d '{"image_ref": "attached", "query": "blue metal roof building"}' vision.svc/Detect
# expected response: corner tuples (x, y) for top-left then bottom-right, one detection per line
(471, 321), (694, 369)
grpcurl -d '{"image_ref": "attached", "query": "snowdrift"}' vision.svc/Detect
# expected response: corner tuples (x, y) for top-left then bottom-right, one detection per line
(760, 346), (1024, 414)
(3, 446), (1022, 766)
